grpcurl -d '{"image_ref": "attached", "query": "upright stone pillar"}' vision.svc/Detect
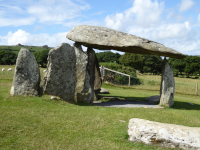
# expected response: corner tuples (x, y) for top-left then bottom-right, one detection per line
(87, 47), (95, 103)
(42, 43), (76, 101)
(10, 48), (40, 96)
(73, 43), (93, 103)
(93, 54), (102, 101)
(159, 58), (175, 107)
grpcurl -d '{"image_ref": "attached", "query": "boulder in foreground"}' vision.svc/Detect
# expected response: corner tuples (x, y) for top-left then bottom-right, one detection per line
(67, 25), (185, 59)
(10, 48), (40, 96)
(128, 118), (200, 150)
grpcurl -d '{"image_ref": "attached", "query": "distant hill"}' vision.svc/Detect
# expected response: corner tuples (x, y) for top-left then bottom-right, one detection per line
(0, 45), (53, 54)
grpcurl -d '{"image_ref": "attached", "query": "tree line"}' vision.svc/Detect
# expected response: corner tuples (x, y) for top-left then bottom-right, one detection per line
(96, 51), (200, 77)
(1, 49), (200, 77)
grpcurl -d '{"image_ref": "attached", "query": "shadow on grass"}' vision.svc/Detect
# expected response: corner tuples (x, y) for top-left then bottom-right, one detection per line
(172, 101), (200, 110)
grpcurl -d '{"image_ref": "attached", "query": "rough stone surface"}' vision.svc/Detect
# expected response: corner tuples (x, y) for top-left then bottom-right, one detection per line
(128, 118), (200, 150)
(67, 25), (185, 59)
(10, 48), (40, 96)
(86, 47), (95, 103)
(42, 43), (76, 101)
(100, 88), (110, 94)
(73, 42), (93, 103)
(94, 54), (102, 101)
(159, 58), (175, 107)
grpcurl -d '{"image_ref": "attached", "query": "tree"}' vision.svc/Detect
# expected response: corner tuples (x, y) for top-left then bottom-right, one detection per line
(96, 51), (121, 63)
(0, 50), (17, 65)
(184, 56), (200, 77)
(119, 53), (145, 72)
(34, 50), (50, 68)
(143, 55), (163, 74)
(168, 58), (186, 76)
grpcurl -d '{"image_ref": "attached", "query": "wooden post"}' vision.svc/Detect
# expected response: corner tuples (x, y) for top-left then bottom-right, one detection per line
(196, 83), (198, 95)
(128, 75), (130, 87)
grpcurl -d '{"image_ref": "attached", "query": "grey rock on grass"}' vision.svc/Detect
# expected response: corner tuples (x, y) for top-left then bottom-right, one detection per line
(128, 118), (200, 150)
(10, 48), (40, 96)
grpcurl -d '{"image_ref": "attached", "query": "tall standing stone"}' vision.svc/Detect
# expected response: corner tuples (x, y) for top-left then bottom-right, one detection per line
(86, 47), (95, 103)
(10, 48), (40, 96)
(159, 58), (175, 107)
(42, 43), (76, 101)
(73, 42), (93, 103)
(93, 54), (102, 101)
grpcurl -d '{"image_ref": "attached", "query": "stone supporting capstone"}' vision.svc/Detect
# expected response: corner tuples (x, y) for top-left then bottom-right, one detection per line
(159, 58), (175, 107)
(86, 47), (95, 103)
(128, 118), (200, 150)
(42, 43), (76, 101)
(93, 54), (102, 101)
(10, 48), (40, 96)
(73, 42), (93, 103)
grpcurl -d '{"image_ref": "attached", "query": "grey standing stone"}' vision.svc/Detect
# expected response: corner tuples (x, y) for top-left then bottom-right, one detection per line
(10, 48), (40, 96)
(73, 42), (92, 103)
(66, 25), (186, 59)
(94, 54), (102, 101)
(86, 47), (95, 103)
(42, 43), (76, 101)
(159, 58), (175, 107)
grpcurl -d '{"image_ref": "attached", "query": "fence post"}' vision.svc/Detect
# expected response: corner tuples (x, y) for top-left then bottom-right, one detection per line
(196, 83), (198, 95)
(128, 75), (130, 87)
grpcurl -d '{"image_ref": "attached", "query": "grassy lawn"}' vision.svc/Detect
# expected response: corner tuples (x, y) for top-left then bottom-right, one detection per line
(0, 65), (200, 150)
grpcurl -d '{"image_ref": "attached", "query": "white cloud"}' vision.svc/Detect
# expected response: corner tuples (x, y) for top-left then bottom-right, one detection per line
(0, 17), (36, 27)
(0, 0), (91, 26)
(105, 0), (164, 31)
(198, 14), (200, 25)
(104, 0), (200, 56)
(179, 0), (194, 12)
(1, 29), (73, 47)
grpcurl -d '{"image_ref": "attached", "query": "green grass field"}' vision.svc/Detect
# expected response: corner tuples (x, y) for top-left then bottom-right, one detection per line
(0, 46), (52, 54)
(0, 65), (200, 150)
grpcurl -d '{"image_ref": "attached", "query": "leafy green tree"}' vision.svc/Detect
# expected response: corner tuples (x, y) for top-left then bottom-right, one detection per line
(168, 58), (186, 76)
(0, 50), (5, 64)
(0, 50), (17, 65)
(96, 51), (121, 63)
(184, 56), (200, 77)
(34, 50), (50, 68)
(143, 55), (163, 74)
(119, 53), (145, 72)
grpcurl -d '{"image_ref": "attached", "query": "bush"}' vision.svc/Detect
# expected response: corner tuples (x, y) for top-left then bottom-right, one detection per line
(0, 50), (17, 65)
(100, 62), (141, 85)
(34, 50), (50, 68)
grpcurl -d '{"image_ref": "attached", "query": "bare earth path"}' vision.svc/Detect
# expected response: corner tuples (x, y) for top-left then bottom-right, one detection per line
(93, 95), (164, 108)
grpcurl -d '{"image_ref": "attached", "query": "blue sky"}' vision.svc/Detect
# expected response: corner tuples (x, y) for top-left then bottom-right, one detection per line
(0, 0), (200, 55)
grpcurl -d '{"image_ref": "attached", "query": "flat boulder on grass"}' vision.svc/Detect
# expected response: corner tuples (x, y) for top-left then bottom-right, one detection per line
(42, 43), (76, 101)
(159, 58), (175, 107)
(10, 48), (40, 96)
(128, 118), (200, 150)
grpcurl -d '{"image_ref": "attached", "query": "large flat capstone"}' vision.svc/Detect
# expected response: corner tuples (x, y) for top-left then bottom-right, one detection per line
(10, 48), (40, 96)
(128, 118), (200, 150)
(66, 25), (185, 59)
